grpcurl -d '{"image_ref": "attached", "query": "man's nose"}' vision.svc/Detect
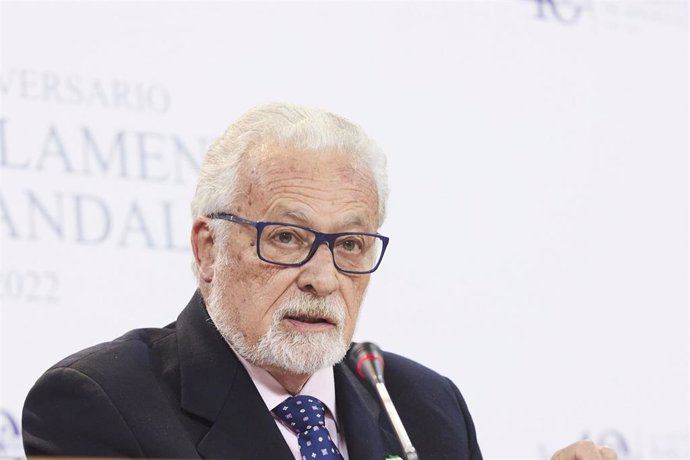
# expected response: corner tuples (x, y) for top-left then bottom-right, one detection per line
(296, 243), (339, 297)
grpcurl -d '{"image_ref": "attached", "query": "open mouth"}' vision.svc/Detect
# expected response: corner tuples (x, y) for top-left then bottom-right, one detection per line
(285, 314), (335, 325)
(283, 314), (337, 331)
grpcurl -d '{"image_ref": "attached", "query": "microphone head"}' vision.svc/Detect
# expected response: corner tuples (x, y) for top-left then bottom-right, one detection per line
(348, 342), (385, 385)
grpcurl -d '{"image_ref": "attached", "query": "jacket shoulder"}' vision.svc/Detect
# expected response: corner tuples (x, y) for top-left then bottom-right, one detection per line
(382, 351), (447, 377)
(381, 350), (458, 394)
(49, 325), (177, 377)
(22, 325), (183, 456)
(380, 350), (483, 460)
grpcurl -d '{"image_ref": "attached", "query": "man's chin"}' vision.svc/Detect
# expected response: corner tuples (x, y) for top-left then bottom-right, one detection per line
(250, 330), (349, 376)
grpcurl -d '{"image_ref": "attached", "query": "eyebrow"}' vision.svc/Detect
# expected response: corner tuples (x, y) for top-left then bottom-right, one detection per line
(280, 209), (310, 224)
(274, 209), (370, 231)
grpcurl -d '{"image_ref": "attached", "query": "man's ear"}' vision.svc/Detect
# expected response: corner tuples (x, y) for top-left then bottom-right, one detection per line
(191, 217), (215, 282)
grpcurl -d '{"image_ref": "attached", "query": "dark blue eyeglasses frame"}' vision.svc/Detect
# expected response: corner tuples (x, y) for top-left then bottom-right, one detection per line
(206, 212), (389, 274)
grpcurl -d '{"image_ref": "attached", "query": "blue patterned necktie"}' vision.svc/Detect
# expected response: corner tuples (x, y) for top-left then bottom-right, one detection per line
(272, 395), (345, 460)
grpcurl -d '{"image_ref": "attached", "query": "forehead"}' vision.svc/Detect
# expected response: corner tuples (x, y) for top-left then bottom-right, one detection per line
(236, 146), (379, 229)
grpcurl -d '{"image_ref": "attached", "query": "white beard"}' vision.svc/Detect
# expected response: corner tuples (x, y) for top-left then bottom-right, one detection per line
(205, 277), (349, 375)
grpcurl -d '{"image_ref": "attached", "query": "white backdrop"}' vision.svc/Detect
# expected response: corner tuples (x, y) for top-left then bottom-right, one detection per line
(0, 1), (688, 458)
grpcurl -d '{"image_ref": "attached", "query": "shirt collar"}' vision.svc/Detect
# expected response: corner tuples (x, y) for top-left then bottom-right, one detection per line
(231, 347), (340, 425)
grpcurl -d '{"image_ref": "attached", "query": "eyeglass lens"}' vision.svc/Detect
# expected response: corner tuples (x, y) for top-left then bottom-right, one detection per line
(259, 224), (382, 272)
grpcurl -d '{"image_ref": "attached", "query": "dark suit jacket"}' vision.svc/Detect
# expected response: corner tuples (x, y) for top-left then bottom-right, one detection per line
(23, 292), (482, 459)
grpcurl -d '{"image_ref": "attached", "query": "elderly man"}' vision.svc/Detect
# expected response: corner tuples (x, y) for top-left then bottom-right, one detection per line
(23, 103), (615, 460)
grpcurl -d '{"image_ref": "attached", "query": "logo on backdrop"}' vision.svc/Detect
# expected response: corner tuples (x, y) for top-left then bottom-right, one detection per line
(0, 69), (210, 252)
(529, 0), (686, 29)
(532, 0), (585, 24)
(0, 409), (21, 455)
(540, 428), (690, 459)
(581, 429), (630, 458)
(539, 429), (630, 459)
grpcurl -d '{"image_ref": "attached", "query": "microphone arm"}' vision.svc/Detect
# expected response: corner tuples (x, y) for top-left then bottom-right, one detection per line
(348, 342), (419, 460)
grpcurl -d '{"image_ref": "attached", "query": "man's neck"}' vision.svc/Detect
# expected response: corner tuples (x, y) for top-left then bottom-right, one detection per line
(266, 368), (311, 395)
(226, 345), (318, 395)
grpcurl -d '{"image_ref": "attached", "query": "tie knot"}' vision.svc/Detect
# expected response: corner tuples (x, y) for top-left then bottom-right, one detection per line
(272, 395), (328, 435)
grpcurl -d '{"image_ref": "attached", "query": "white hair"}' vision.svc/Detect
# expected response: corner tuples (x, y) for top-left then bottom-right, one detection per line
(191, 102), (389, 282)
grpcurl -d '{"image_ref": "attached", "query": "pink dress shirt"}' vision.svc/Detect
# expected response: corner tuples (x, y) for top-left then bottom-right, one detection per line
(232, 350), (350, 460)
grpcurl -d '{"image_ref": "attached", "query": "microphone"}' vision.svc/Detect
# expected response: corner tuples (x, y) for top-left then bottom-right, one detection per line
(348, 342), (419, 460)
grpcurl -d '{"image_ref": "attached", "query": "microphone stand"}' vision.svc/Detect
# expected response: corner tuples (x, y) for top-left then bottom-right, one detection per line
(372, 380), (419, 460)
(349, 342), (419, 460)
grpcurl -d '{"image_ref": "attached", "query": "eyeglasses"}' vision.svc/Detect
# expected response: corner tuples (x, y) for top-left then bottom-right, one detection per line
(206, 212), (389, 274)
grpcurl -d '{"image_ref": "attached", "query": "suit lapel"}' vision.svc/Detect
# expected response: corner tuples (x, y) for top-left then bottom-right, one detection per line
(334, 361), (401, 460)
(176, 292), (293, 460)
(196, 367), (293, 459)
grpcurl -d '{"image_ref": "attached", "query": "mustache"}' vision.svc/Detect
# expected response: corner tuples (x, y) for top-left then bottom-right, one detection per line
(274, 294), (346, 327)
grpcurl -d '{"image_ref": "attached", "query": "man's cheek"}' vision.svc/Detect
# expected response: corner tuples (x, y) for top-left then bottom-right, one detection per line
(350, 278), (370, 307)
(244, 260), (285, 284)
(233, 265), (281, 297)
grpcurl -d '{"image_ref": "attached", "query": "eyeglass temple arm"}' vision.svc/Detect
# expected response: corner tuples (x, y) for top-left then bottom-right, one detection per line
(206, 213), (257, 226)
